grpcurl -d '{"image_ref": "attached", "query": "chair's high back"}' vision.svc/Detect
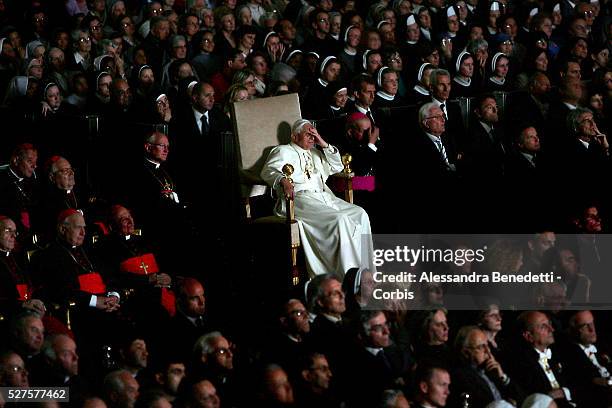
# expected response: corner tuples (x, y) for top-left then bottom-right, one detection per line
(231, 93), (302, 197)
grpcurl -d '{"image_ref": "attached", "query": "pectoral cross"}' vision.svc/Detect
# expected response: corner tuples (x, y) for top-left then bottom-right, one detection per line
(140, 261), (149, 275)
(304, 153), (313, 179)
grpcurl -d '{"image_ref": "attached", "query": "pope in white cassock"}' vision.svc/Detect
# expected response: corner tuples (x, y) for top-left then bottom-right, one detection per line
(261, 119), (374, 276)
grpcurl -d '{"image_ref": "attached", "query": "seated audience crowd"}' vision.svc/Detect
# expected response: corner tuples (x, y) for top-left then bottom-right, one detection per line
(0, 0), (611, 406)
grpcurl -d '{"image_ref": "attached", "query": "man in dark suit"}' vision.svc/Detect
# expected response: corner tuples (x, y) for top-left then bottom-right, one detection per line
(412, 364), (451, 408)
(505, 73), (551, 140)
(343, 310), (413, 408)
(346, 75), (379, 130)
(170, 81), (230, 243)
(463, 94), (507, 180)
(546, 77), (583, 150)
(559, 310), (612, 408)
(166, 277), (210, 362)
(30, 334), (89, 405)
(427, 69), (465, 156)
(450, 325), (523, 407)
(263, 298), (312, 382)
(506, 125), (541, 180)
(308, 274), (352, 383)
(507, 311), (575, 408)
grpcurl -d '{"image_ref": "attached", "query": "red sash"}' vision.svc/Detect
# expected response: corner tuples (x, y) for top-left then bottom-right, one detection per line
(16, 284), (31, 301)
(161, 288), (176, 317)
(20, 211), (30, 230)
(78, 272), (107, 294)
(119, 253), (159, 275)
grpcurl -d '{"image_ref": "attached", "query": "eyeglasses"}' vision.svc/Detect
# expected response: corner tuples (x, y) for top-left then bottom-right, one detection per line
(7, 365), (27, 373)
(318, 18), (329, 23)
(203, 38), (213, 43)
(214, 347), (232, 356)
(90, 25), (102, 31)
(425, 114), (445, 121)
(502, 40), (514, 46)
(149, 143), (169, 149)
(289, 309), (307, 317)
(2, 228), (18, 236)
(79, 37), (91, 43)
(122, 21), (134, 27)
(467, 343), (489, 351)
(579, 117), (595, 125)
(54, 168), (75, 176)
(369, 322), (390, 332)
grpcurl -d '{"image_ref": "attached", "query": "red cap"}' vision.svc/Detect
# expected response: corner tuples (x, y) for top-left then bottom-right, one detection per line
(347, 112), (367, 124)
(57, 208), (81, 224)
(44, 155), (62, 174)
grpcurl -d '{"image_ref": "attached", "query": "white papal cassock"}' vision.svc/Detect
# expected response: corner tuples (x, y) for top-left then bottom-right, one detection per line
(261, 142), (374, 276)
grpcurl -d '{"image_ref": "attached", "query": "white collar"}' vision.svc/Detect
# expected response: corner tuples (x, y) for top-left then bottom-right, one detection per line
(343, 47), (357, 56)
(376, 90), (395, 101)
(432, 97), (446, 107)
(9, 167), (24, 182)
(567, 0), (576, 8)
(453, 76), (471, 86)
(322, 313), (341, 323)
(365, 346), (383, 356)
(480, 120), (493, 134)
(535, 347), (552, 360)
(563, 102), (577, 110)
(331, 33), (339, 41)
(406, 40), (418, 45)
(487, 26), (497, 35)
(355, 104), (370, 115)
(286, 333), (301, 343)
(290, 142), (311, 155)
(74, 52), (86, 64)
(578, 138), (589, 149)
(414, 84), (430, 95)
(0, 249), (9, 256)
(318, 78), (329, 87)
(579, 343), (597, 354)
(124, 235), (131, 240)
(330, 105), (341, 111)
(489, 76), (506, 85)
(145, 158), (161, 169)
(425, 132), (442, 144)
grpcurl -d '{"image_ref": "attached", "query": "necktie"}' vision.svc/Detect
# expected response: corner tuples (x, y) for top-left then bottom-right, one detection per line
(201, 113), (210, 135)
(435, 138), (449, 165)
(366, 110), (376, 126)
(440, 103), (447, 120)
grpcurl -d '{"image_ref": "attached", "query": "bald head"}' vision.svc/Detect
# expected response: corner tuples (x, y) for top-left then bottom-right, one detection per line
(177, 278), (205, 317)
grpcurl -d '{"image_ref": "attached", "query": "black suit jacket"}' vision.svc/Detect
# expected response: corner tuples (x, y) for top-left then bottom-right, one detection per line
(559, 342), (612, 408)
(450, 362), (525, 408)
(463, 120), (507, 180)
(169, 106), (230, 206)
(166, 311), (211, 362)
(506, 345), (574, 407)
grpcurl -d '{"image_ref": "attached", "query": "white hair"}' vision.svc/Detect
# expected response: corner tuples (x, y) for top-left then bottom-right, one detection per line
(292, 119), (313, 136)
